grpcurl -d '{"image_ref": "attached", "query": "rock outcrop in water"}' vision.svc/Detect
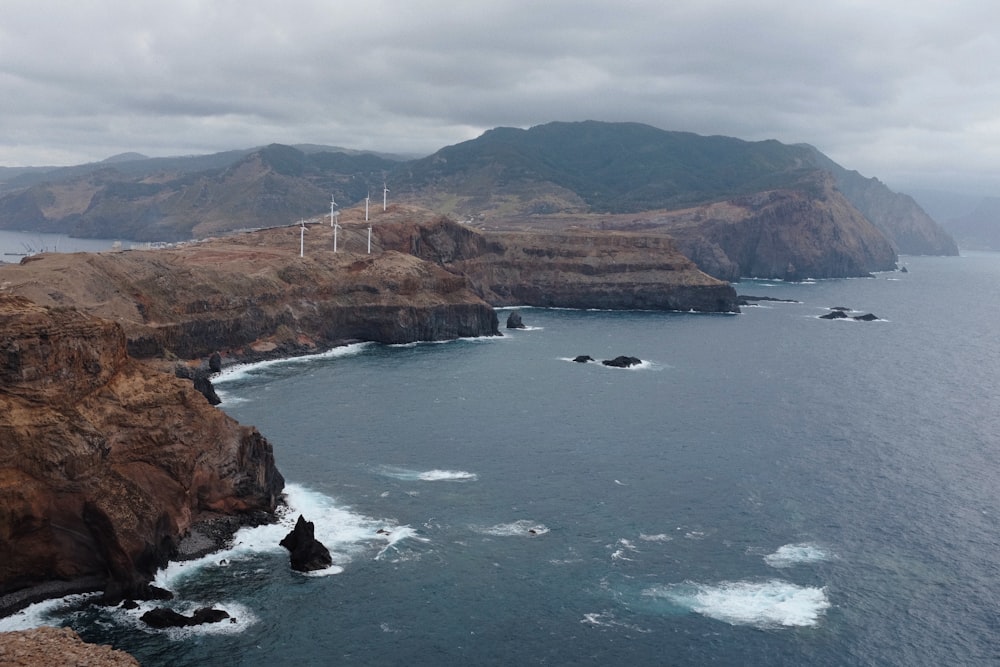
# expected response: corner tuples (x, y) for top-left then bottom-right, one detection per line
(0, 295), (284, 611)
(506, 310), (526, 329)
(280, 515), (333, 572)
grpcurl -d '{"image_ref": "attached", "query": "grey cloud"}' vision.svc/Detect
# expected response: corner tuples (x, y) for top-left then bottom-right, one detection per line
(1, 1), (999, 195)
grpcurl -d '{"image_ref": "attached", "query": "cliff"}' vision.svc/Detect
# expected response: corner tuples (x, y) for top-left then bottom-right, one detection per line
(475, 174), (899, 281)
(649, 173), (899, 280)
(375, 216), (739, 312)
(0, 218), (500, 363)
(0, 295), (284, 606)
(803, 146), (959, 256)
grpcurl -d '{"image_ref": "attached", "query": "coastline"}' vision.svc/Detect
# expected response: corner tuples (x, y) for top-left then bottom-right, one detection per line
(0, 509), (276, 621)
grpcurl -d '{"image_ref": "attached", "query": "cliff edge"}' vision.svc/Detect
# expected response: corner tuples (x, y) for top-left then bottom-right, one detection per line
(376, 216), (739, 312)
(0, 294), (284, 608)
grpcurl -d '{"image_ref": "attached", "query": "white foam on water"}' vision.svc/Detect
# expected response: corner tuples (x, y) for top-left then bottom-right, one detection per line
(211, 342), (374, 387)
(417, 469), (479, 482)
(0, 594), (96, 632)
(156, 482), (421, 590)
(473, 520), (549, 537)
(639, 533), (673, 542)
(643, 580), (830, 628)
(609, 537), (639, 561)
(763, 542), (833, 568)
(374, 465), (478, 482)
(580, 611), (651, 633)
(113, 600), (259, 639)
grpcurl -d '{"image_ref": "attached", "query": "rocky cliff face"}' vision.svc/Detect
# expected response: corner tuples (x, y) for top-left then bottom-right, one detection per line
(376, 217), (739, 312)
(0, 295), (284, 603)
(617, 173), (899, 280)
(804, 148), (959, 256)
(0, 220), (500, 363)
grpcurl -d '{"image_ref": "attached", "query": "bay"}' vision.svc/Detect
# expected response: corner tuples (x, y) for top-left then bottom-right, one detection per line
(4, 253), (1000, 666)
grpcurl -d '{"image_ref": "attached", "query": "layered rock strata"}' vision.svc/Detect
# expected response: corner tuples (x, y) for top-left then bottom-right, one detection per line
(0, 221), (500, 362)
(628, 173), (899, 281)
(377, 217), (740, 312)
(0, 295), (284, 609)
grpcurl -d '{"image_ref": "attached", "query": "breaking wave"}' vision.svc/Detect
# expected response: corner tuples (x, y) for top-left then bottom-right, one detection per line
(763, 543), (833, 568)
(642, 580), (830, 629)
(374, 465), (478, 482)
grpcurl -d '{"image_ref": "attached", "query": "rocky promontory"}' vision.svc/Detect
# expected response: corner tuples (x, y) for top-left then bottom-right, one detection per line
(0, 218), (501, 363)
(377, 215), (740, 312)
(0, 294), (284, 611)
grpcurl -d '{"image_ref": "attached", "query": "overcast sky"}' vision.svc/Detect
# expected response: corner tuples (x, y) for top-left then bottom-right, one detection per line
(2, 1), (998, 195)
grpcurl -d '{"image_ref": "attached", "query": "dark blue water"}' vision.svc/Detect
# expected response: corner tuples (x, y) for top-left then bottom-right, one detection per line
(5, 254), (1000, 665)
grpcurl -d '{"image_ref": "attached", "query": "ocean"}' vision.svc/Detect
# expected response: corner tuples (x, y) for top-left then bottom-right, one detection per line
(0, 229), (122, 259)
(3, 253), (1000, 665)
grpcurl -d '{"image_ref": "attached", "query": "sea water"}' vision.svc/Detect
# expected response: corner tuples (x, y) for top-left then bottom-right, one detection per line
(0, 230), (121, 259)
(4, 253), (1000, 665)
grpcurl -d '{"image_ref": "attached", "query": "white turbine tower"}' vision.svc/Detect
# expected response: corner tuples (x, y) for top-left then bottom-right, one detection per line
(330, 195), (341, 252)
(365, 190), (373, 253)
(299, 219), (307, 258)
(382, 181), (389, 211)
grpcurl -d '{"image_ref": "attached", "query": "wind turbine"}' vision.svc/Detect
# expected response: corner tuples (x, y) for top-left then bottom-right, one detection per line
(382, 181), (389, 211)
(365, 191), (370, 222)
(330, 195), (341, 252)
(299, 219), (307, 258)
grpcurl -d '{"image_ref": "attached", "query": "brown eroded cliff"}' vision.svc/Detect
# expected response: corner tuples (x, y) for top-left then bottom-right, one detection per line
(376, 215), (739, 312)
(0, 217), (500, 363)
(0, 294), (284, 607)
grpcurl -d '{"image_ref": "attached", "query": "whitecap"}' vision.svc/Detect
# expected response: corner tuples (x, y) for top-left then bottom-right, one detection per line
(639, 533), (673, 542)
(374, 465), (478, 482)
(473, 520), (549, 537)
(643, 580), (830, 628)
(763, 543), (832, 568)
(580, 611), (651, 633)
(417, 469), (478, 482)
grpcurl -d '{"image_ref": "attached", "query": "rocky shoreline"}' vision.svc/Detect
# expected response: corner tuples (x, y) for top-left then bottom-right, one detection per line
(0, 215), (741, 631)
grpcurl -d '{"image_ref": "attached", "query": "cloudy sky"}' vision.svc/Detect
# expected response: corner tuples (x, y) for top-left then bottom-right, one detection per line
(2, 1), (998, 195)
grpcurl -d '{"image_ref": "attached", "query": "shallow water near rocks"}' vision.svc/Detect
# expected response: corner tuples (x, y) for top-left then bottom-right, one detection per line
(5, 253), (1000, 666)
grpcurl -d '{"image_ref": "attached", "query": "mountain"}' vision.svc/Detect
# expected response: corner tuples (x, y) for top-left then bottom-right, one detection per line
(0, 145), (398, 241)
(393, 121), (819, 215)
(802, 147), (958, 255)
(0, 122), (957, 276)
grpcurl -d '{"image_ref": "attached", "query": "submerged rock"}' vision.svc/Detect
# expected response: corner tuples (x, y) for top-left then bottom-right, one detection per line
(602, 356), (642, 368)
(853, 313), (880, 321)
(573, 355), (594, 363)
(819, 310), (849, 319)
(280, 515), (333, 572)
